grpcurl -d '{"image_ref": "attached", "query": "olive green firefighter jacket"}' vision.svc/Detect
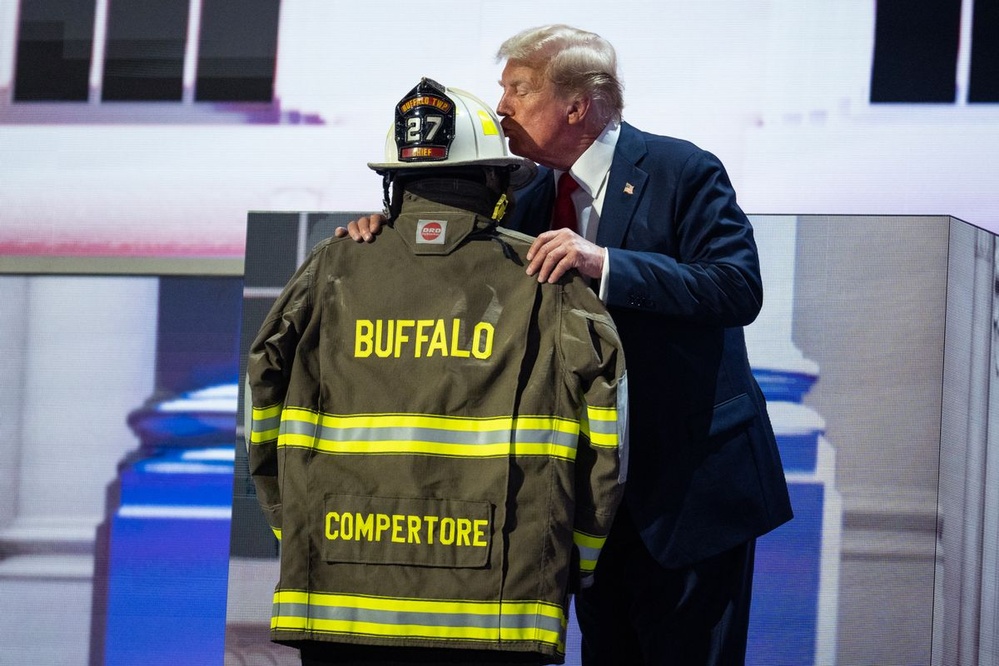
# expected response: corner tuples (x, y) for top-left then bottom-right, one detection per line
(247, 192), (628, 662)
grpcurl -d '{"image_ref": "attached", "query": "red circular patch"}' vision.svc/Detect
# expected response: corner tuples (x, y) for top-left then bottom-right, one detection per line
(421, 223), (443, 241)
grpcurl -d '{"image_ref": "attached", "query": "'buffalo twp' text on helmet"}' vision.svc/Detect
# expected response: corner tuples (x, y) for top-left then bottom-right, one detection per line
(367, 77), (534, 180)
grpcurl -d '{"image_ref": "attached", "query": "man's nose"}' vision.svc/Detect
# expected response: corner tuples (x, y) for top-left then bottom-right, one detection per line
(495, 93), (510, 117)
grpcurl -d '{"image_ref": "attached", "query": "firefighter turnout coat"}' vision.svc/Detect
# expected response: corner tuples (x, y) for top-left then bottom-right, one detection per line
(247, 191), (628, 663)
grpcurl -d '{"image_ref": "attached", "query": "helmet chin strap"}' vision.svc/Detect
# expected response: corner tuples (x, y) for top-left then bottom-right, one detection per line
(381, 172), (393, 218)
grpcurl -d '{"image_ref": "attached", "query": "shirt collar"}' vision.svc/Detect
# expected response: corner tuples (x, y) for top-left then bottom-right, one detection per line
(557, 120), (621, 198)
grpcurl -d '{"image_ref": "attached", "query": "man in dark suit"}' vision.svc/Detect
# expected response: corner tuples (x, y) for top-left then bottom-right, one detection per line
(342, 23), (792, 666)
(494, 25), (792, 665)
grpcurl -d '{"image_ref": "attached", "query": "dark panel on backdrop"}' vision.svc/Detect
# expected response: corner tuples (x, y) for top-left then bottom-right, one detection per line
(969, 0), (999, 102)
(243, 212), (300, 287)
(102, 0), (189, 101)
(14, 0), (95, 101)
(871, 0), (962, 102)
(195, 0), (281, 102)
(156, 276), (243, 392)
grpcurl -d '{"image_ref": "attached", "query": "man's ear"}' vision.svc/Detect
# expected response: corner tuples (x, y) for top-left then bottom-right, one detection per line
(566, 95), (592, 125)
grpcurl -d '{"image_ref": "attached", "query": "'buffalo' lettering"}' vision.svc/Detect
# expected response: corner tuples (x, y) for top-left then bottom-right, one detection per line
(355, 319), (494, 359)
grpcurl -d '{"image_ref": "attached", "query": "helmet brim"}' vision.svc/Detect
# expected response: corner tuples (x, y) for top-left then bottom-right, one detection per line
(368, 157), (538, 190)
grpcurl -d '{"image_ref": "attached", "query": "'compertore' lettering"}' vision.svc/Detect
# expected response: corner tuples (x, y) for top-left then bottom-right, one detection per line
(325, 510), (489, 548)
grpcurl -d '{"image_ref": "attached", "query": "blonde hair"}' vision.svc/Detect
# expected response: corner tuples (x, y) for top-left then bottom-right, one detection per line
(497, 24), (624, 124)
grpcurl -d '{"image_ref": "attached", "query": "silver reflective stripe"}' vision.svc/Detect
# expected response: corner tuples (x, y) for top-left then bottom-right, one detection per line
(278, 413), (579, 458)
(585, 416), (618, 437)
(575, 544), (601, 568)
(253, 412), (281, 435)
(284, 421), (576, 447)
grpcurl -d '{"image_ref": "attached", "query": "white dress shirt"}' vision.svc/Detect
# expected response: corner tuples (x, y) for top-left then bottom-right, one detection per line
(552, 120), (620, 300)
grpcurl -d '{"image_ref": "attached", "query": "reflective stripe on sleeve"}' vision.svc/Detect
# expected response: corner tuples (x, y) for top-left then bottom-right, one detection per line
(581, 405), (620, 448)
(250, 404), (283, 443)
(573, 530), (608, 574)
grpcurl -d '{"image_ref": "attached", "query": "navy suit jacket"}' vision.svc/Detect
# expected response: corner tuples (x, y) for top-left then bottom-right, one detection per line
(505, 122), (793, 567)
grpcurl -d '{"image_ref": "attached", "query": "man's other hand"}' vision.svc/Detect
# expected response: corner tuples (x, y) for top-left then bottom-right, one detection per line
(526, 229), (605, 283)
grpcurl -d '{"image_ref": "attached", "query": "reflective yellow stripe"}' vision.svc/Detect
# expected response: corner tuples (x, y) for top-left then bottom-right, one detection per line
(477, 110), (499, 136)
(255, 404), (283, 419)
(573, 530), (607, 574)
(276, 589), (562, 617)
(273, 617), (559, 643)
(582, 405), (619, 448)
(291, 411), (577, 434)
(587, 434), (617, 448)
(250, 404), (283, 443)
(273, 410), (582, 461)
(586, 405), (618, 421)
(271, 590), (565, 648)
(573, 532), (606, 550)
(251, 429), (280, 443)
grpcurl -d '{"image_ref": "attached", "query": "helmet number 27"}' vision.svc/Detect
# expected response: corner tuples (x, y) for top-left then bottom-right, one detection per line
(407, 116), (443, 142)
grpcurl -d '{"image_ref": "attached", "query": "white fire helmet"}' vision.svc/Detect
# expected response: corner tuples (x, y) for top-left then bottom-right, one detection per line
(368, 77), (535, 183)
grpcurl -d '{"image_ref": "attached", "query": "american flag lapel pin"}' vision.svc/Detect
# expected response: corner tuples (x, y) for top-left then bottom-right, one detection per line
(623, 182), (634, 195)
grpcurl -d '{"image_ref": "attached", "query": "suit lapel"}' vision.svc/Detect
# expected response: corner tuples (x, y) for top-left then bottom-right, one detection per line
(597, 122), (648, 249)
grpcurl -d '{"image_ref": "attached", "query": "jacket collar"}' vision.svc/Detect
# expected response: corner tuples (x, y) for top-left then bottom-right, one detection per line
(394, 193), (492, 256)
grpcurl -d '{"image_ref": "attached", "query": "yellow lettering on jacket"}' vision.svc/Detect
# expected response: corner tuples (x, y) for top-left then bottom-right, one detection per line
(354, 319), (494, 359)
(424, 515), (439, 544)
(324, 510), (489, 548)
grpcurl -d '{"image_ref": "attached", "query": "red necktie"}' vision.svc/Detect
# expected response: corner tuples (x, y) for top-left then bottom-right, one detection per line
(552, 171), (580, 232)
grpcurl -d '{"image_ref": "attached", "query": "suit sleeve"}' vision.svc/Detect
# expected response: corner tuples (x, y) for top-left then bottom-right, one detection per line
(560, 278), (628, 587)
(245, 255), (316, 541)
(605, 148), (764, 327)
